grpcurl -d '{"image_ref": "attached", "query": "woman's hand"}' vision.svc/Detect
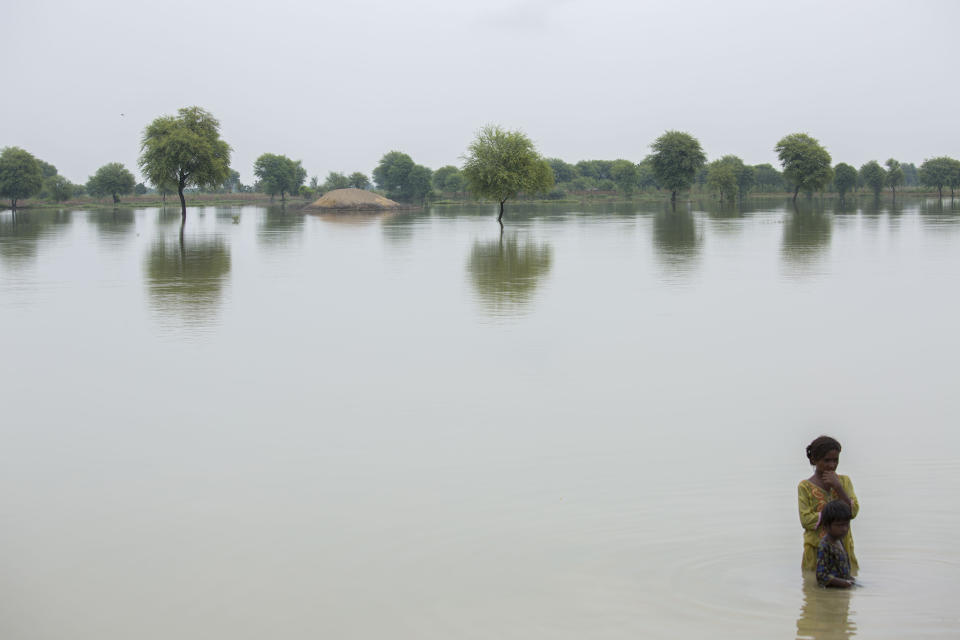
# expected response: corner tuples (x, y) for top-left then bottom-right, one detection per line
(821, 470), (842, 491)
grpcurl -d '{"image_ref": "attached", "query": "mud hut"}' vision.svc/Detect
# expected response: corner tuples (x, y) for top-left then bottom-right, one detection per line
(306, 188), (401, 211)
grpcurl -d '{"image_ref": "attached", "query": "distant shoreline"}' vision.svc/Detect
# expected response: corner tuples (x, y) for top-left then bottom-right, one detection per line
(2, 188), (951, 212)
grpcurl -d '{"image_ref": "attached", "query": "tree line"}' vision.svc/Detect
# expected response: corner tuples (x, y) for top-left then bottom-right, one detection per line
(3, 106), (960, 217)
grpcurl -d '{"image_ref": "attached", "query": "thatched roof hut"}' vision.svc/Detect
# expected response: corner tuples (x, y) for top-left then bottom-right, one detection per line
(306, 188), (401, 211)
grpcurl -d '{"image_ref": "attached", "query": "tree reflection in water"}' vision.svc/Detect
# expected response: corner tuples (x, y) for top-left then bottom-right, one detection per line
(90, 208), (136, 245)
(653, 207), (700, 278)
(782, 204), (832, 272)
(258, 205), (305, 248)
(0, 210), (73, 269)
(467, 233), (552, 318)
(145, 234), (231, 327)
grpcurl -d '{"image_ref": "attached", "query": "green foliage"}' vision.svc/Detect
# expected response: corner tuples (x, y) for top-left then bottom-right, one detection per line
(636, 157), (659, 190)
(833, 163), (857, 199)
(87, 162), (136, 203)
(902, 162), (918, 187)
(218, 169), (242, 193)
(884, 158), (904, 194)
(575, 160), (613, 181)
(321, 171), (352, 191)
(859, 160), (886, 196)
(372, 151), (434, 203)
(920, 156), (960, 198)
(348, 172), (370, 190)
(610, 159), (639, 195)
(134, 182), (148, 195)
(706, 158), (738, 201)
(46, 174), (77, 202)
(706, 155), (753, 200)
(546, 158), (577, 183)
(139, 106), (231, 216)
(432, 166), (465, 194)
(406, 165), (434, 203)
(36, 159), (58, 179)
(753, 163), (784, 192)
(461, 125), (553, 220)
(649, 130), (706, 201)
(774, 133), (833, 199)
(253, 153), (306, 201)
(0, 147), (44, 209)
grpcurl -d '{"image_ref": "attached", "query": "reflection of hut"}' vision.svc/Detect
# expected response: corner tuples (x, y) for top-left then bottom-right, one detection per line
(306, 188), (400, 211)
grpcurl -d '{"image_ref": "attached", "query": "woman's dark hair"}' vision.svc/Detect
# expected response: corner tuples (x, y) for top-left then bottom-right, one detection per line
(806, 435), (841, 464)
(821, 499), (852, 527)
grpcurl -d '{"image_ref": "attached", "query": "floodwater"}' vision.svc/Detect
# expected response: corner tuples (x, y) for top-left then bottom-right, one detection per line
(1, 198), (958, 639)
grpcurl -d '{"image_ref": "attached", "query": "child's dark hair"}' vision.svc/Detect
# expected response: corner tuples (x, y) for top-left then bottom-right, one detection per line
(806, 435), (841, 464)
(821, 500), (852, 527)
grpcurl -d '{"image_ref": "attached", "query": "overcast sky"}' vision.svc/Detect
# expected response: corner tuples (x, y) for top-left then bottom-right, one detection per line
(5, 0), (959, 185)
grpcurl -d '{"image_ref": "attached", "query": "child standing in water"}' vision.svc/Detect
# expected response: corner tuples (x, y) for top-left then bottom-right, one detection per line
(798, 435), (859, 571)
(816, 500), (856, 587)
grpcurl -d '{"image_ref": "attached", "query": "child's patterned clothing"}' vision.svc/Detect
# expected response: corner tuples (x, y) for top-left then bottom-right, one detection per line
(816, 537), (852, 586)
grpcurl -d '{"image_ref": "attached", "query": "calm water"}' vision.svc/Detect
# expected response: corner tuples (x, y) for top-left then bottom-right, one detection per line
(1, 199), (958, 639)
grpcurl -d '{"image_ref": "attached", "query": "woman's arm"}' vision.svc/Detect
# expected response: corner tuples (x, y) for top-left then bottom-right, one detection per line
(798, 482), (821, 531)
(822, 471), (853, 510)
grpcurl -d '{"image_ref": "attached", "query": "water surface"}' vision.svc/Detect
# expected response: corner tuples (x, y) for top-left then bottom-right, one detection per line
(2, 198), (958, 639)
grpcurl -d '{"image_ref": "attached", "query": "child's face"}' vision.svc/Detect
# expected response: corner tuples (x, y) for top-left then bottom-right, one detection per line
(826, 519), (850, 540)
(814, 449), (840, 475)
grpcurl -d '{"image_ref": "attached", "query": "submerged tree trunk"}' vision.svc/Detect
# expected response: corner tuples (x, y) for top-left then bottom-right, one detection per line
(793, 185), (800, 203)
(178, 184), (187, 223)
(497, 200), (505, 223)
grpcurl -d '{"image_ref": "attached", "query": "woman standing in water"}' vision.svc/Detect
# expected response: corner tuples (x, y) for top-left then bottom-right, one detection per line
(798, 436), (859, 572)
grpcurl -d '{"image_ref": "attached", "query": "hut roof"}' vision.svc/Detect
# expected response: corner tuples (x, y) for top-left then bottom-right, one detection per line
(307, 188), (400, 211)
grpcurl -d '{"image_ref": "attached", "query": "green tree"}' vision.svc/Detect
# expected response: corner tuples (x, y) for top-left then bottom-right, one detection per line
(546, 158), (577, 183)
(902, 162), (918, 187)
(609, 159), (639, 196)
(753, 163), (784, 192)
(884, 159), (903, 197)
(46, 175), (77, 202)
(139, 106), (232, 222)
(775, 133), (833, 201)
(372, 151), (434, 203)
(36, 159), (58, 179)
(432, 165), (461, 192)
(833, 163), (857, 201)
(373, 151), (415, 198)
(134, 182), (148, 195)
(736, 163), (755, 198)
(87, 162), (136, 203)
(575, 160), (613, 181)
(461, 125), (553, 223)
(649, 130), (706, 204)
(348, 172), (370, 190)
(0, 147), (44, 210)
(918, 157), (960, 199)
(320, 171), (352, 192)
(405, 165), (434, 204)
(706, 158), (738, 201)
(253, 153), (306, 202)
(636, 157), (659, 191)
(859, 160), (886, 197)
(219, 169), (242, 193)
